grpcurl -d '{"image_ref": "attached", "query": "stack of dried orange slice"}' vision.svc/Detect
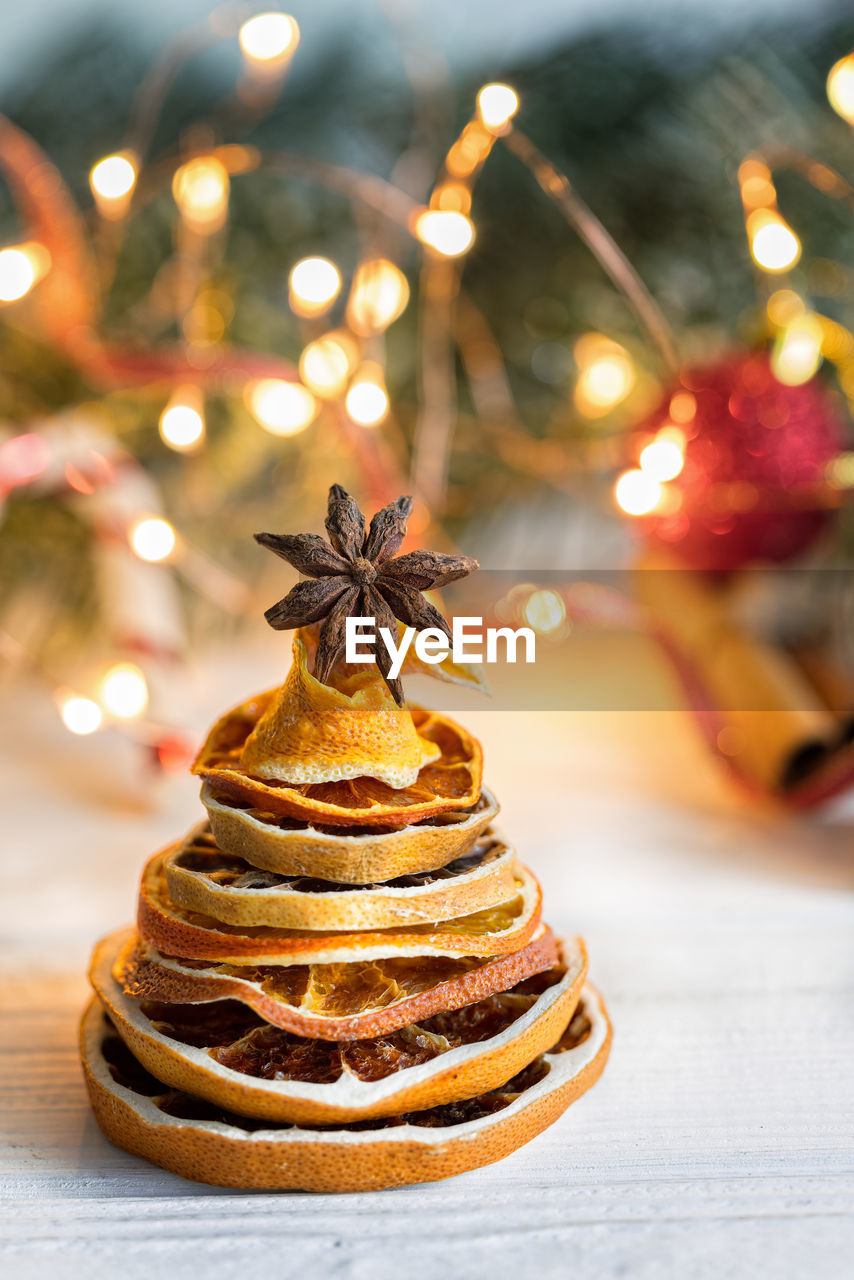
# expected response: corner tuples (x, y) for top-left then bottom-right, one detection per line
(81, 488), (610, 1191)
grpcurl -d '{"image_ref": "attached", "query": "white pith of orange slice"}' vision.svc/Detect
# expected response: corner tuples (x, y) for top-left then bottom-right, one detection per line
(90, 931), (588, 1125)
(164, 823), (520, 931)
(201, 784), (500, 885)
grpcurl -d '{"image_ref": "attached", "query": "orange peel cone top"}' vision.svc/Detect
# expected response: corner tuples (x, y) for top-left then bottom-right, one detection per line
(239, 634), (441, 787)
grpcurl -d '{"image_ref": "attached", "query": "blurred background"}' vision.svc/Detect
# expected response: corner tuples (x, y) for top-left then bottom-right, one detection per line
(3, 0), (854, 812)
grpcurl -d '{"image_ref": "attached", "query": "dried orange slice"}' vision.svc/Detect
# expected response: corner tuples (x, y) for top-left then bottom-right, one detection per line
(138, 848), (541, 963)
(201, 784), (499, 884)
(114, 925), (559, 1040)
(164, 823), (519, 931)
(81, 983), (611, 1191)
(91, 930), (588, 1125)
(192, 696), (482, 828)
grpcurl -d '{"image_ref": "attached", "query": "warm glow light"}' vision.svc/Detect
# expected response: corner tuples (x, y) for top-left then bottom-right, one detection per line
(415, 209), (475, 258)
(130, 516), (176, 562)
(347, 258), (410, 334)
(827, 452), (854, 489)
(0, 247), (40, 302)
(299, 333), (357, 398)
(772, 313), (823, 386)
(345, 364), (389, 426)
(827, 54), (854, 124)
(172, 157), (230, 234)
(100, 662), (148, 719)
(58, 693), (102, 736)
(159, 387), (205, 451)
(522, 588), (566, 634)
(615, 468), (662, 516)
(819, 316), (854, 362)
(445, 123), (492, 178)
(582, 356), (634, 406)
(748, 211), (801, 272)
(239, 12), (300, 63)
(90, 153), (137, 217)
(737, 157), (776, 211)
(246, 378), (318, 435)
(574, 337), (635, 415)
(288, 257), (341, 317)
(668, 392), (696, 423)
(766, 289), (805, 328)
(639, 436), (684, 482)
(476, 83), (519, 133)
(740, 174), (776, 209)
(433, 183), (473, 214)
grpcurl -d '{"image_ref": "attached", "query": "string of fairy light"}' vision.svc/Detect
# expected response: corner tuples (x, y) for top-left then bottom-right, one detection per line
(612, 52), (854, 521)
(2, 15), (854, 743)
(0, 14), (521, 744)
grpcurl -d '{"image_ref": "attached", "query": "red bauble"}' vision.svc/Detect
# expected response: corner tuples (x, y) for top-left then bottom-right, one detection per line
(638, 350), (844, 571)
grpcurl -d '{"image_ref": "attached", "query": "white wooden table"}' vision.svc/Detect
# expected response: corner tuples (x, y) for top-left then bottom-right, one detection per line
(3, 637), (854, 1279)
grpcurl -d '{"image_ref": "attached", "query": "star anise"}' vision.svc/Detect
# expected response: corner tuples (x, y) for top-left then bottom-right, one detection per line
(255, 484), (478, 704)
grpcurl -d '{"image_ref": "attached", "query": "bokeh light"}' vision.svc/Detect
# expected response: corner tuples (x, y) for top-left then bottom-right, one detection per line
(129, 516), (176, 562)
(826, 451), (854, 489)
(289, 257), (341, 317)
(299, 333), (357, 398)
(347, 259), (410, 334)
(159, 387), (205, 451)
(172, 157), (230, 234)
(246, 378), (318, 435)
(615, 468), (662, 516)
(58, 693), (102, 736)
(574, 335), (635, 416)
(433, 182), (473, 214)
(0, 246), (45, 302)
(239, 12), (300, 63)
(737, 157), (776, 210)
(476, 83), (519, 133)
(415, 210), (475, 257)
(345, 365), (389, 426)
(522, 588), (566, 634)
(100, 662), (148, 719)
(827, 54), (854, 124)
(748, 211), (801, 272)
(639, 435), (685, 482)
(772, 313), (823, 386)
(90, 153), (137, 217)
(668, 392), (696, 424)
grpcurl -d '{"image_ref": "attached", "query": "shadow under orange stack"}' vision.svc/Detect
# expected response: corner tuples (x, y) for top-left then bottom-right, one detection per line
(80, 487), (611, 1191)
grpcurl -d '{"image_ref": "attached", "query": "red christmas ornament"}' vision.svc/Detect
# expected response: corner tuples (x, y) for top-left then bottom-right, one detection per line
(636, 350), (845, 572)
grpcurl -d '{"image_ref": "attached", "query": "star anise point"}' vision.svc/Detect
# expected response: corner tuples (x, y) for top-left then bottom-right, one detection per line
(255, 485), (477, 704)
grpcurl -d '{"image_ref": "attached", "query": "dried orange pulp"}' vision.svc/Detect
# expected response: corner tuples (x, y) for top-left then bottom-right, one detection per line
(114, 925), (559, 1040)
(80, 985), (612, 1191)
(91, 929), (589, 1124)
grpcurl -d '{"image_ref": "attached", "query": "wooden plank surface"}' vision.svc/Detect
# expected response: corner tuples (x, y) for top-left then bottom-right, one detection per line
(2, 647), (854, 1279)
